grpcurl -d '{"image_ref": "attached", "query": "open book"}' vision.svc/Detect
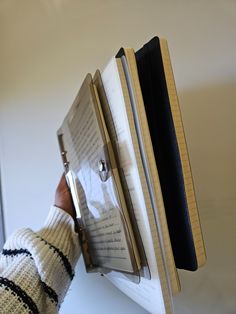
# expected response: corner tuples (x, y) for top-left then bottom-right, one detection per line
(57, 37), (206, 314)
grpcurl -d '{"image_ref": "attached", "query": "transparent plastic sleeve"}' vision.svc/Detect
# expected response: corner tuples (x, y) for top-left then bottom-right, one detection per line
(58, 74), (143, 283)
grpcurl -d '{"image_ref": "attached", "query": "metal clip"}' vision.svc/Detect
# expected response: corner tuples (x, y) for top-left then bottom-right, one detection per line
(98, 160), (108, 182)
(64, 161), (69, 171)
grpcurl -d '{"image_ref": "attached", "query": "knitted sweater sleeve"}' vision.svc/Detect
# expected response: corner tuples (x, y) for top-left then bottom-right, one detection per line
(0, 206), (81, 314)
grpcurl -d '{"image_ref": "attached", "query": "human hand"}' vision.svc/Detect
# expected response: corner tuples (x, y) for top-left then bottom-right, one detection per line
(54, 174), (76, 219)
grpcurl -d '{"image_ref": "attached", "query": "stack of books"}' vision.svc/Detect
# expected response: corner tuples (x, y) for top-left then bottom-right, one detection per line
(57, 36), (206, 314)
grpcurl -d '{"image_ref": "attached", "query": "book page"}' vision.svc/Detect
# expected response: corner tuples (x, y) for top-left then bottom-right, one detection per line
(101, 58), (173, 314)
(61, 78), (137, 273)
(122, 49), (180, 294)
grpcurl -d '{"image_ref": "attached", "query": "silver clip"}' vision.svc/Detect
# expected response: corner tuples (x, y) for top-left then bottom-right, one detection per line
(98, 160), (108, 182)
(64, 161), (69, 171)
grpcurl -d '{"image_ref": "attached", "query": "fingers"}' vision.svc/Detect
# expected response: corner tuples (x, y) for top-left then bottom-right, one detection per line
(59, 173), (68, 189)
(54, 173), (76, 219)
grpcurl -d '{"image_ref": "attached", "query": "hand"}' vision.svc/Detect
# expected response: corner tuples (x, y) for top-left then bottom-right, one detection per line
(54, 174), (76, 219)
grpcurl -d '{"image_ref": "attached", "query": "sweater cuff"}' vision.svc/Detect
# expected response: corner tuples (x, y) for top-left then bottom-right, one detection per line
(37, 206), (80, 268)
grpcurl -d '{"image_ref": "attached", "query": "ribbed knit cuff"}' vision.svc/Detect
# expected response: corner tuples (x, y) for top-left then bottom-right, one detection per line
(37, 206), (81, 268)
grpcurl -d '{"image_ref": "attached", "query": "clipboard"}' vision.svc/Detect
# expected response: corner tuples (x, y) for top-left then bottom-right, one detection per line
(57, 74), (142, 282)
(93, 70), (151, 280)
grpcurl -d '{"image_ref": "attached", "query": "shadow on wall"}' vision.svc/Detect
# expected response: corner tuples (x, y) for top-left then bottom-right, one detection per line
(178, 82), (236, 204)
(174, 83), (236, 314)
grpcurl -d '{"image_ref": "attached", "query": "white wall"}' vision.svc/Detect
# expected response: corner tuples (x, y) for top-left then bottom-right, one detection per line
(0, 169), (5, 249)
(0, 1), (236, 313)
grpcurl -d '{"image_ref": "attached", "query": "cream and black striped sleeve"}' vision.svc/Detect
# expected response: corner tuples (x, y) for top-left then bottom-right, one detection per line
(0, 206), (81, 314)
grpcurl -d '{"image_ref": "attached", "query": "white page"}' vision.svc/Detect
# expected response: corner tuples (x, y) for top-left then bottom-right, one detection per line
(101, 58), (172, 314)
(120, 51), (179, 295)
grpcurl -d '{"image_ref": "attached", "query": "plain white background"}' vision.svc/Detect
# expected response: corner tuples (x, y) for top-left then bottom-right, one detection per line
(0, 1), (236, 313)
(0, 171), (5, 248)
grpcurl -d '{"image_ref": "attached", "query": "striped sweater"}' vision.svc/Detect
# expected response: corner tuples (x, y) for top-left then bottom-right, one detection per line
(0, 206), (81, 313)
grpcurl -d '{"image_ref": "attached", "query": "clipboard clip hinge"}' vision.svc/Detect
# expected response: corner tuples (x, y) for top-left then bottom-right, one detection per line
(58, 133), (70, 172)
(98, 159), (109, 182)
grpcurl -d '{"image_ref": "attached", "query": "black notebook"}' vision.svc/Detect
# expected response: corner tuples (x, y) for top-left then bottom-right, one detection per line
(135, 37), (205, 270)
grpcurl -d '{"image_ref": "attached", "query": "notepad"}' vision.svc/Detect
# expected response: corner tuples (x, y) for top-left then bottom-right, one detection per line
(135, 37), (206, 270)
(119, 47), (180, 294)
(160, 39), (206, 268)
(101, 57), (173, 314)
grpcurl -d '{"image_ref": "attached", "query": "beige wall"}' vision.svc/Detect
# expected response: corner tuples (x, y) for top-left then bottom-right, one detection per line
(1, 1), (235, 313)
